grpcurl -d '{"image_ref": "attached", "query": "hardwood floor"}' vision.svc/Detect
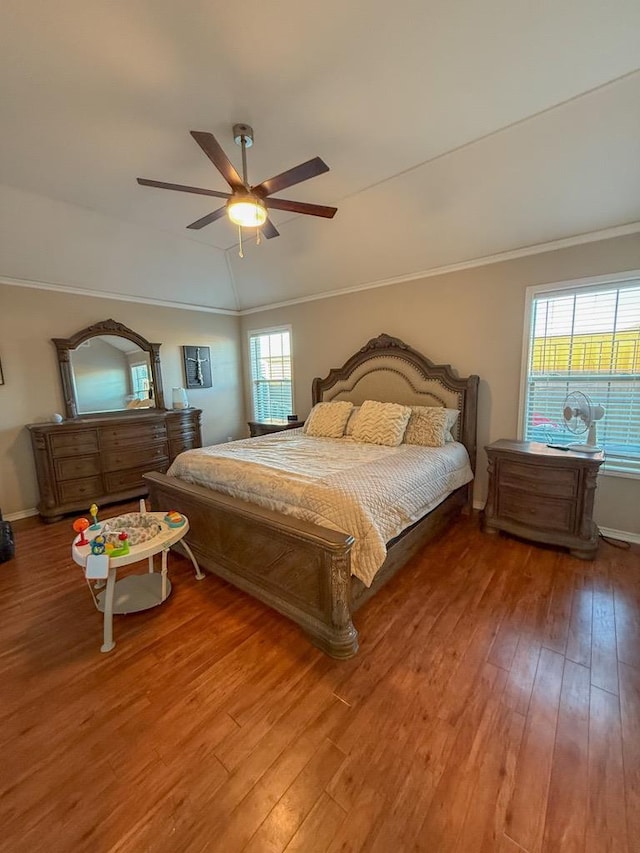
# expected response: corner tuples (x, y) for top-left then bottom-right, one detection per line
(1, 504), (639, 852)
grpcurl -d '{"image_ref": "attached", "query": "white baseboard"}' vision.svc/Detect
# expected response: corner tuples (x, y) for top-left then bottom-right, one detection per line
(3, 508), (39, 522)
(470, 502), (638, 545)
(598, 526), (640, 545)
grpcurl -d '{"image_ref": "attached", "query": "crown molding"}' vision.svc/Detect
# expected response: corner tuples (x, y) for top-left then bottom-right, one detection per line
(239, 220), (640, 315)
(3, 220), (639, 317)
(0, 275), (239, 315)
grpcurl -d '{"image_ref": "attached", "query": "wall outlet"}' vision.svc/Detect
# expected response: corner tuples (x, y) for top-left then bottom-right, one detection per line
(227, 436), (233, 442)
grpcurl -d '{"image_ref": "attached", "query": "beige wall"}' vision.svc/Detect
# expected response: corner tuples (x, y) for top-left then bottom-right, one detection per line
(241, 233), (640, 535)
(0, 284), (244, 516)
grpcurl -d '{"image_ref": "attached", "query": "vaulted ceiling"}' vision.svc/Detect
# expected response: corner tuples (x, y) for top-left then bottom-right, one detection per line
(1, 1), (639, 312)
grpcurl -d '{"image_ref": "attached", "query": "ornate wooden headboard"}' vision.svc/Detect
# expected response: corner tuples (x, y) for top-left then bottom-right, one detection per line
(312, 333), (480, 471)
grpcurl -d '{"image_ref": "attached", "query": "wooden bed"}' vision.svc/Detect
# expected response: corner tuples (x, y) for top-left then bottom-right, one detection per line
(144, 333), (479, 658)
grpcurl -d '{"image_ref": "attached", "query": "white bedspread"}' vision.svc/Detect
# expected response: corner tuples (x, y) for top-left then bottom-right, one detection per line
(167, 429), (473, 586)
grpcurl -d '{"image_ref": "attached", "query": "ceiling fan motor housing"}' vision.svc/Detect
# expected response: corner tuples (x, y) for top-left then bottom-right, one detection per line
(233, 123), (254, 148)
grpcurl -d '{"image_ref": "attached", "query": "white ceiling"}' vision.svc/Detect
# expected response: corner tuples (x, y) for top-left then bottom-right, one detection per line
(1, 1), (639, 311)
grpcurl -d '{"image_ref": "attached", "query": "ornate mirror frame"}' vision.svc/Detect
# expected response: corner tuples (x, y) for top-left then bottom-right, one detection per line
(52, 319), (165, 418)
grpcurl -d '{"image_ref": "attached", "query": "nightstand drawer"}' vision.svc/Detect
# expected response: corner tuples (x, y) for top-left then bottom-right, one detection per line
(498, 487), (575, 533)
(499, 460), (578, 498)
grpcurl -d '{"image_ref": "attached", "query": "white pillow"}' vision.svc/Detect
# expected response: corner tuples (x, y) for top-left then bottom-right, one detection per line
(303, 401), (354, 438)
(443, 408), (461, 442)
(351, 400), (411, 446)
(404, 406), (461, 446)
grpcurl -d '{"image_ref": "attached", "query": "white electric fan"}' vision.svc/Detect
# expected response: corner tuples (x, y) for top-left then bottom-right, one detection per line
(562, 391), (605, 452)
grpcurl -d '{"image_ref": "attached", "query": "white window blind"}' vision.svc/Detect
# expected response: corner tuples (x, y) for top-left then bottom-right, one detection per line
(130, 363), (150, 401)
(248, 328), (293, 421)
(523, 279), (640, 476)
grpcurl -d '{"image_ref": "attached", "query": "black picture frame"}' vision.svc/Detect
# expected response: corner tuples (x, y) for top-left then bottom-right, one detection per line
(182, 346), (212, 389)
(0, 358), (4, 386)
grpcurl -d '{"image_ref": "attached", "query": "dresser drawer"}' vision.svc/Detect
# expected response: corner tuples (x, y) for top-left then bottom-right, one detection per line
(100, 422), (167, 448)
(498, 487), (575, 533)
(167, 416), (198, 437)
(59, 476), (104, 504)
(499, 459), (578, 498)
(104, 463), (170, 493)
(170, 433), (198, 457)
(102, 442), (169, 473)
(54, 455), (101, 482)
(50, 430), (99, 457)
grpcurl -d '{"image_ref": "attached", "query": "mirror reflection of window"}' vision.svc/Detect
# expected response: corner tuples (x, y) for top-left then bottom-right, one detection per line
(130, 362), (151, 400)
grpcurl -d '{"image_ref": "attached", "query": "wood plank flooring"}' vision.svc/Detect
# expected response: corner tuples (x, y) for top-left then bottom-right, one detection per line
(1, 504), (639, 852)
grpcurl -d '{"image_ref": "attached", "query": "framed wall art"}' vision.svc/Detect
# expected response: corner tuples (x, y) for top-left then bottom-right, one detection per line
(0, 358), (4, 385)
(182, 346), (212, 389)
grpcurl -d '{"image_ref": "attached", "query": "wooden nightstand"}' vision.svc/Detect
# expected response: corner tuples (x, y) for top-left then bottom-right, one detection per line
(482, 439), (604, 559)
(248, 419), (305, 437)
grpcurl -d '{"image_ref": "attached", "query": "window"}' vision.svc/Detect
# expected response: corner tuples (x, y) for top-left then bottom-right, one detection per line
(521, 274), (640, 476)
(248, 327), (293, 421)
(130, 362), (151, 401)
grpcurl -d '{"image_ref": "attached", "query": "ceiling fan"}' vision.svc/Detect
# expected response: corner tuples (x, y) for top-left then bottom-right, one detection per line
(137, 124), (337, 246)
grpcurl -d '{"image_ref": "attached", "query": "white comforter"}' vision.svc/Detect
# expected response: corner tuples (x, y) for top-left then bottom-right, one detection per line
(167, 429), (473, 586)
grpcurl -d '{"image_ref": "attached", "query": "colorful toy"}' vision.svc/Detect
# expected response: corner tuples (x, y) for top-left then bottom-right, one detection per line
(89, 503), (100, 530)
(90, 534), (107, 555)
(106, 531), (130, 557)
(73, 517), (90, 546)
(164, 510), (185, 528)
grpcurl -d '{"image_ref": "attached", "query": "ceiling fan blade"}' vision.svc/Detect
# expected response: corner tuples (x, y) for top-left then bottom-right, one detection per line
(261, 218), (280, 239)
(190, 131), (244, 189)
(252, 157), (329, 198)
(137, 178), (230, 199)
(186, 207), (228, 230)
(265, 197), (337, 219)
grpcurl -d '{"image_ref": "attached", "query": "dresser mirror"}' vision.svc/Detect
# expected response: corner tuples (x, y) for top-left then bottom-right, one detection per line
(53, 319), (165, 418)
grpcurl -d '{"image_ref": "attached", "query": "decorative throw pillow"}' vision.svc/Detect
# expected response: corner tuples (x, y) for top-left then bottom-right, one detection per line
(344, 406), (361, 436)
(303, 401), (354, 438)
(404, 406), (450, 447)
(443, 407), (461, 442)
(351, 400), (411, 446)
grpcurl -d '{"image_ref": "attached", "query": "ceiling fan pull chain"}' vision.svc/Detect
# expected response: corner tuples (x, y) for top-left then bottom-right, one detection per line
(238, 225), (244, 258)
(256, 227), (261, 247)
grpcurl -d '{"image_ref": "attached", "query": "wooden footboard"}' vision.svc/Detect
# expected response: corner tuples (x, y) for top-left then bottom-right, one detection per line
(144, 471), (359, 658)
(144, 471), (469, 659)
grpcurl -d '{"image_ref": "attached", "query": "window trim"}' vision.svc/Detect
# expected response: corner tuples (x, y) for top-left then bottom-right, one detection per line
(246, 324), (294, 421)
(518, 269), (640, 480)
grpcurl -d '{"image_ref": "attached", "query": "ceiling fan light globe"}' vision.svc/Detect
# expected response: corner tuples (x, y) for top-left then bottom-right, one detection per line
(227, 198), (267, 227)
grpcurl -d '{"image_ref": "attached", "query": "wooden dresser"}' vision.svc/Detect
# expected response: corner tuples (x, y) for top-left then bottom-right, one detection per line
(482, 439), (604, 559)
(28, 409), (202, 522)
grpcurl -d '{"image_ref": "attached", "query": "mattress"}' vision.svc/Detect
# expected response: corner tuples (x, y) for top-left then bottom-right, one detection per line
(167, 429), (473, 586)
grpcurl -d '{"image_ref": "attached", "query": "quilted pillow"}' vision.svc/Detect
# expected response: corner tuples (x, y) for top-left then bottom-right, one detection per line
(443, 407), (460, 442)
(351, 400), (411, 446)
(344, 406), (361, 436)
(303, 401), (354, 438)
(404, 406), (451, 447)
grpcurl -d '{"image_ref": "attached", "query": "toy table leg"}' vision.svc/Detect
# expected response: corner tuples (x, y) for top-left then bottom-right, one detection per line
(101, 567), (117, 653)
(181, 539), (205, 580)
(161, 548), (168, 601)
(148, 555), (154, 574)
